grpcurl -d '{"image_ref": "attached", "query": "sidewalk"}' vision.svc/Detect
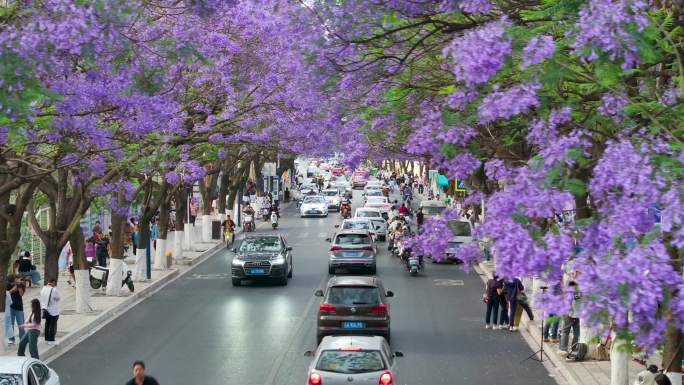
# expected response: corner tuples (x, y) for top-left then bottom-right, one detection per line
(1, 238), (224, 362)
(476, 260), (644, 385)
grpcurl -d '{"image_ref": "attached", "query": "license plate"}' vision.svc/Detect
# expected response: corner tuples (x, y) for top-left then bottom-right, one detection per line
(343, 321), (364, 329)
(249, 268), (266, 274)
(343, 251), (361, 257)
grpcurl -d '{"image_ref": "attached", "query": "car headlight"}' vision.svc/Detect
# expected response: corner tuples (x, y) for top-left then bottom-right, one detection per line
(231, 257), (245, 266)
(271, 255), (286, 265)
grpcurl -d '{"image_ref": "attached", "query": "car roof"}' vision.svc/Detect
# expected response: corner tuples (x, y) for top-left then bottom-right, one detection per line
(319, 336), (387, 351)
(328, 275), (379, 287)
(356, 207), (381, 212)
(0, 356), (34, 374)
(243, 234), (281, 240)
(343, 218), (371, 223)
(419, 200), (447, 207)
(335, 229), (371, 235)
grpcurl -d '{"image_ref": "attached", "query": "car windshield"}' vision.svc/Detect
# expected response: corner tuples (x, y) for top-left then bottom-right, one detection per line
(365, 186), (380, 190)
(316, 350), (386, 374)
(335, 233), (371, 245)
(342, 221), (370, 230)
(366, 191), (383, 196)
(323, 191), (338, 196)
(421, 206), (446, 215)
(356, 210), (380, 218)
(326, 286), (380, 305)
(448, 221), (472, 236)
(366, 197), (387, 204)
(0, 374), (21, 385)
(304, 196), (325, 204)
(239, 237), (282, 252)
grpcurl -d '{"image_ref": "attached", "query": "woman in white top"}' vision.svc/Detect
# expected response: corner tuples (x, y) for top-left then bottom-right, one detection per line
(40, 279), (60, 345)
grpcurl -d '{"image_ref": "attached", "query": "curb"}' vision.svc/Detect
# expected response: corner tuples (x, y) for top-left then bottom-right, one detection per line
(43, 241), (225, 364)
(474, 262), (578, 385)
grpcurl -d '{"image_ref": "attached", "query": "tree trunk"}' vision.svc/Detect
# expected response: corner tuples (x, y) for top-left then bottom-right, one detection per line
(218, 172), (230, 215)
(106, 209), (126, 296)
(662, 232), (683, 383)
(132, 216), (150, 281)
(69, 226), (94, 313)
(43, 235), (61, 284)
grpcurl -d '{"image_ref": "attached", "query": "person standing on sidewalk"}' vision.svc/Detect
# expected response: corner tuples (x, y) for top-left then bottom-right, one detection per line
(126, 361), (160, 385)
(17, 298), (41, 359)
(497, 276), (509, 329)
(5, 276), (25, 345)
(40, 279), (60, 345)
(95, 231), (110, 267)
(558, 282), (581, 356)
(483, 274), (502, 329)
(505, 277), (534, 331)
(130, 218), (140, 256)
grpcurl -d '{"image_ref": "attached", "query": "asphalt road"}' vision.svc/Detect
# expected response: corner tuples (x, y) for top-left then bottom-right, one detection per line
(51, 190), (555, 385)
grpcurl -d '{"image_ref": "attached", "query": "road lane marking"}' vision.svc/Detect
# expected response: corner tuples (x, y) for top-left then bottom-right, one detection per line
(433, 279), (464, 287)
(187, 273), (229, 280)
(263, 273), (328, 385)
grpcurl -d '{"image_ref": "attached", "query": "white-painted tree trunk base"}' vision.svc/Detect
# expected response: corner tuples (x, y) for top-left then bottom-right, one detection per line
(154, 239), (168, 269)
(183, 223), (193, 250)
(201, 215), (212, 242)
(610, 336), (629, 385)
(132, 248), (147, 281)
(106, 258), (124, 296)
(74, 269), (94, 313)
(172, 230), (183, 260)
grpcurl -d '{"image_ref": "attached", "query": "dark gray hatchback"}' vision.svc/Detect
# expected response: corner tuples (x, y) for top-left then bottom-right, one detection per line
(315, 276), (393, 344)
(230, 234), (293, 286)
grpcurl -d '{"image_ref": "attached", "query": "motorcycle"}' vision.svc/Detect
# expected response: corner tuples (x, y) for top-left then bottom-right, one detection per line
(260, 207), (271, 221)
(243, 214), (255, 232)
(271, 211), (278, 229)
(406, 253), (423, 276)
(89, 264), (134, 291)
(340, 204), (351, 219)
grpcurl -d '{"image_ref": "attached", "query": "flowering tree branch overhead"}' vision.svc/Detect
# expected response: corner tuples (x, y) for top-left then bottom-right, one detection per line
(305, 0), (684, 368)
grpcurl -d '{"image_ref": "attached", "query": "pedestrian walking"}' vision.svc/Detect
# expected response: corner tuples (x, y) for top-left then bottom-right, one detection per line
(150, 218), (158, 251)
(94, 232), (110, 267)
(505, 277), (534, 331)
(483, 274), (502, 329)
(497, 277), (509, 329)
(126, 361), (160, 385)
(130, 218), (140, 256)
(40, 279), (60, 345)
(189, 199), (198, 226)
(5, 275), (25, 345)
(17, 298), (41, 359)
(416, 208), (424, 228)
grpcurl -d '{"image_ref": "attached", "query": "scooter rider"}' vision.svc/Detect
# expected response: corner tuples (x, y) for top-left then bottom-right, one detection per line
(340, 199), (351, 218)
(398, 203), (410, 216)
(242, 203), (255, 231)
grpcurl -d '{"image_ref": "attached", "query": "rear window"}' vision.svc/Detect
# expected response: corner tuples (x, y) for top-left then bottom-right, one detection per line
(327, 286), (380, 305)
(421, 205), (446, 215)
(366, 197), (386, 204)
(356, 210), (380, 218)
(336, 234), (371, 245)
(304, 196), (325, 204)
(316, 350), (386, 374)
(448, 221), (472, 236)
(342, 221), (370, 230)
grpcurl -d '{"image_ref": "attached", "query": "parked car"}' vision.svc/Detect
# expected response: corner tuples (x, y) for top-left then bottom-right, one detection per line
(230, 234), (293, 286)
(305, 336), (402, 385)
(321, 189), (342, 211)
(418, 200), (447, 218)
(300, 196), (329, 217)
(315, 276), (394, 344)
(438, 219), (473, 264)
(326, 229), (377, 275)
(0, 357), (60, 385)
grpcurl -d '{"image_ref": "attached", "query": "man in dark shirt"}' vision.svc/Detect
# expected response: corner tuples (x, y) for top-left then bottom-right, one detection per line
(5, 276), (25, 344)
(126, 361), (159, 385)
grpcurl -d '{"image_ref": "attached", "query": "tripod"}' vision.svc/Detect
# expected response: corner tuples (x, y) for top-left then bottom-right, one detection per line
(522, 286), (549, 363)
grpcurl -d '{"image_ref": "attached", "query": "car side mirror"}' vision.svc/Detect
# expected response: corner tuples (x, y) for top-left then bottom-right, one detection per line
(385, 290), (394, 297)
(325, 238), (331, 242)
(304, 350), (314, 357)
(286, 246), (293, 251)
(314, 289), (324, 297)
(394, 351), (404, 357)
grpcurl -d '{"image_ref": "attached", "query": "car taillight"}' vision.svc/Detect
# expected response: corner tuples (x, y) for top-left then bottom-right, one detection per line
(371, 304), (388, 314)
(330, 245), (343, 251)
(379, 372), (393, 385)
(309, 372), (322, 385)
(319, 304), (337, 313)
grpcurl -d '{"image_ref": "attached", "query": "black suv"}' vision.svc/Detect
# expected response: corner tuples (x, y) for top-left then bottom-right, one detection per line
(231, 234), (293, 286)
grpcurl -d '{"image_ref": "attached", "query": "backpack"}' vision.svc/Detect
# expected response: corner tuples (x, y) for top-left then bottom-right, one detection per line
(568, 342), (588, 362)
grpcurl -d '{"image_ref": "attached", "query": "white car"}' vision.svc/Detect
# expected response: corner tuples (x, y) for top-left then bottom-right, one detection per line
(306, 336), (401, 385)
(363, 184), (382, 195)
(321, 189), (342, 211)
(441, 219), (474, 263)
(354, 207), (383, 221)
(364, 196), (391, 215)
(340, 218), (379, 241)
(0, 357), (60, 385)
(300, 196), (329, 217)
(332, 176), (352, 192)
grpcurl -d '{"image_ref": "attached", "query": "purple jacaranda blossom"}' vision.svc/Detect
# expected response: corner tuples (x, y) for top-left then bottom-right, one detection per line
(527, 107), (572, 147)
(459, 0), (493, 13)
(0, 126), (7, 145)
(446, 88), (478, 110)
(520, 34), (555, 68)
(165, 171), (180, 185)
(597, 92), (629, 122)
(443, 19), (512, 85)
(573, 0), (650, 69)
(478, 82), (540, 124)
